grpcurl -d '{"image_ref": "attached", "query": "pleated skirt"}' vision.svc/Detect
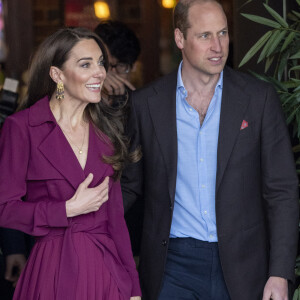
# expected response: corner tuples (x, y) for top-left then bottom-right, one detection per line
(13, 232), (123, 300)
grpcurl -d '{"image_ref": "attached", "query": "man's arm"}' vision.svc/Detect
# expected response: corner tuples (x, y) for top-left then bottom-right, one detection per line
(260, 85), (299, 298)
(121, 93), (144, 213)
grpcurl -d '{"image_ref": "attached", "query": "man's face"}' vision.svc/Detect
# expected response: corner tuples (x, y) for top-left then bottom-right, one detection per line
(175, 1), (229, 79)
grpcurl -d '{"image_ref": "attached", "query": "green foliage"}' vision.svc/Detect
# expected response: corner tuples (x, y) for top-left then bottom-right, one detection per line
(240, 1), (300, 142)
(240, 1), (300, 298)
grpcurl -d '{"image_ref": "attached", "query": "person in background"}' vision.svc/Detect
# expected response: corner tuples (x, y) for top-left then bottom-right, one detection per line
(95, 20), (143, 259)
(0, 27), (141, 300)
(0, 229), (27, 300)
(94, 20), (141, 109)
(121, 0), (299, 299)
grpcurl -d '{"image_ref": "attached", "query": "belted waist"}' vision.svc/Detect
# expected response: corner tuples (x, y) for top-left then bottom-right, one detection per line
(35, 221), (109, 243)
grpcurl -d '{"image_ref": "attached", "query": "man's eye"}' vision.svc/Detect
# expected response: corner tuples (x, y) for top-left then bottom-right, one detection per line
(200, 33), (208, 39)
(219, 31), (227, 37)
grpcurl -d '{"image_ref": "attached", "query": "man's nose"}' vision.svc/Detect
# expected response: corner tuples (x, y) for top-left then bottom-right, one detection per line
(211, 36), (222, 52)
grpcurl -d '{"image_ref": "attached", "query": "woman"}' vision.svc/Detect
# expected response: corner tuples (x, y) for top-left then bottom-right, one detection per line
(0, 27), (141, 300)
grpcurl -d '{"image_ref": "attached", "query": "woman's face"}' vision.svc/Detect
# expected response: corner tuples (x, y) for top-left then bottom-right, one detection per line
(60, 38), (106, 104)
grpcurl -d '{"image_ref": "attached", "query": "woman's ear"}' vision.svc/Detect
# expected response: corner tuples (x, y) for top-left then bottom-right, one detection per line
(49, 66), (62, 84)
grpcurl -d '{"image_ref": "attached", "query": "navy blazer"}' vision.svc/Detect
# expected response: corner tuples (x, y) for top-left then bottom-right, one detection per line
(122, 66), (299, 300)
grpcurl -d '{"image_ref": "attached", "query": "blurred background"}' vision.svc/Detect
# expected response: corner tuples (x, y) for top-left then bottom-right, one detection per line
(0, 0), (297, 96)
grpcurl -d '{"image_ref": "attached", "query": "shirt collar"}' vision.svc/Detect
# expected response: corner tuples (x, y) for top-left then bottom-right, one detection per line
(176, 61), (224, 94)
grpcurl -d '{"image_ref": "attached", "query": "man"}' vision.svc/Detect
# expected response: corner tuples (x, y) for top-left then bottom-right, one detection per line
(94, 20), (141, 108)
(121, 0), (299, 299)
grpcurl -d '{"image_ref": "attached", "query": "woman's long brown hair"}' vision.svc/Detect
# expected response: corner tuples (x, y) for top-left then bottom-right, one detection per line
(21, 27), (140, 180)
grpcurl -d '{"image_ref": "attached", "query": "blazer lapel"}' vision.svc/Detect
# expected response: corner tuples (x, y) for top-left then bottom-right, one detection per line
(147, 71), (178, 202)
(216, 67), (250, 192)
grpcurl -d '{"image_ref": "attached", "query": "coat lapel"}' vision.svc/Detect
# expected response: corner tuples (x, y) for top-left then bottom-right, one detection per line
(147, 71), (178, 202)
(29, 97), (116, 190)
(84, 125), (113, 185)
(216, 67), (250, 192)
(38, 124), (86, 190)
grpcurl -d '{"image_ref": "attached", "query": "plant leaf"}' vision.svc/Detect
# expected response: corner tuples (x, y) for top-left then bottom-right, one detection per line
(297, 0), (300, 7)
(265, 55), (274, 73)
(290, 51), (300, 59)
(277, 50), (290, 80)
(266, 30), (286, 57)
(241, 13), (281, 28)
(258, 31), (279, 63)
(263, 3), (289, 27)
(238, 0), (253, 10)
(293, 287), (299, 300)
(292, 10), (300, 19)
(286, 106), (299, 125)
(239, 31), (272, 67)
(281, 32), (296, 52)
(289, 66), (300, 78)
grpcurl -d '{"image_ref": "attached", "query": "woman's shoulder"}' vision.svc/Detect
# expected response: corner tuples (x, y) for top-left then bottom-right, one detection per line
(3, 108), (30, 129)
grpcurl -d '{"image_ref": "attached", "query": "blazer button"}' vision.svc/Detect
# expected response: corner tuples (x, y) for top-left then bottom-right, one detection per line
(162, 240), (167, 246)
(169, 204), (173, 210)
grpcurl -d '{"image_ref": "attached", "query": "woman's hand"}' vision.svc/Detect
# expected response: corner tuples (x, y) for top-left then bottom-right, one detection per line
(66, 174), (109, 217)
(130, 297), (141, 300)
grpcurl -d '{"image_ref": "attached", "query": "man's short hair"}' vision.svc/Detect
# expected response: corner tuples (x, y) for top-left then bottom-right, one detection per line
(94, 21), (141, 66)
(173, 0), (222, 39)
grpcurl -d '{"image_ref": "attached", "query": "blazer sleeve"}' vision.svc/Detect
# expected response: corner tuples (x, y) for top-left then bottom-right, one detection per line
(121, 94), (144, 213)
(261, 85), (299, 282)
(107, 180), (142, 297)
(0, 116), (68, 236)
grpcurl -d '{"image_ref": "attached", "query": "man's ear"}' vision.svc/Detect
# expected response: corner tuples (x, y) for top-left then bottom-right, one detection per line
(49, 66), (63, 84)
(174, 28), (185, 50)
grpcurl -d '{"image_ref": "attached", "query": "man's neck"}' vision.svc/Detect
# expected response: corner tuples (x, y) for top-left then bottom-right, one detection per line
(181, 65), (221, 94)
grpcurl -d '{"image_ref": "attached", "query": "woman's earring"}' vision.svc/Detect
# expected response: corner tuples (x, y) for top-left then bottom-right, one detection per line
(56, 81), (64, 100)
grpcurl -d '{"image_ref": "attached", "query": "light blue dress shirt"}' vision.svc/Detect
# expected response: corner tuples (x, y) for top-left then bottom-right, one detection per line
(170, 62), (223, 242)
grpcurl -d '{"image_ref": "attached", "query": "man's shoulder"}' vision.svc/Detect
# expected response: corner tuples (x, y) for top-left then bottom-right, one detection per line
(224, 66), (272, 90)
(132, 70), (177, 99)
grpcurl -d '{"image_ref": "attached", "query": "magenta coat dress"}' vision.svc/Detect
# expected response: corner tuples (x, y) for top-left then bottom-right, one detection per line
(0, 96), (141, 300)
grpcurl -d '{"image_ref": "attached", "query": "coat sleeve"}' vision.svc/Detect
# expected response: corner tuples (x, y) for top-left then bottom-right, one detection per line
(108, 180), (142, 297)
(261, 84), (299, 282)
(0, 116), (68, 236)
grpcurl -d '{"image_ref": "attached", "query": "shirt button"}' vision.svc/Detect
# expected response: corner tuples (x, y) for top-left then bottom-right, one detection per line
(189, 108), (193, 112)
(204, 210), (207, 215)
(209, 234), (213, 239)
(162, 240), (167, 246)
(200, 158), (204, 162)
(201, 184), (206, 188)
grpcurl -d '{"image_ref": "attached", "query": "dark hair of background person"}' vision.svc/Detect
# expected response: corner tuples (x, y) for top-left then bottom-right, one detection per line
(174, 0), (222, 39)
(94, 20), (141, 66)
(20, 27), (139, 180)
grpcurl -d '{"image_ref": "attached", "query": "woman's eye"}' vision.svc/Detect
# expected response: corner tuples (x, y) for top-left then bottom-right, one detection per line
(81, 63), (90, 68)
(98, 60), (105, 66)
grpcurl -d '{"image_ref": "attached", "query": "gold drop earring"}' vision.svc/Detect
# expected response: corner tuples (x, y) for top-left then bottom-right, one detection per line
(56, 81), (64, 100)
